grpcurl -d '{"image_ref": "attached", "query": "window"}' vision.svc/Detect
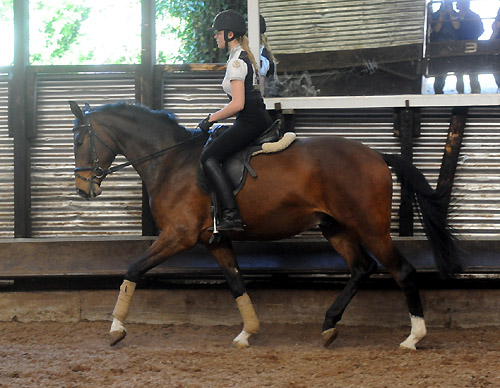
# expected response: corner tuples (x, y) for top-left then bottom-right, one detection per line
(29, 0), (141, 65)
(0, 0), (13, 66)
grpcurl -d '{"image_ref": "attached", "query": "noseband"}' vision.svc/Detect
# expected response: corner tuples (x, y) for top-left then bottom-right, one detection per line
(73, 119), (118, 185)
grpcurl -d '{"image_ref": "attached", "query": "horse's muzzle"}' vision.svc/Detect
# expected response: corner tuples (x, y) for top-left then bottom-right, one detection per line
(76, 182), (102, 199)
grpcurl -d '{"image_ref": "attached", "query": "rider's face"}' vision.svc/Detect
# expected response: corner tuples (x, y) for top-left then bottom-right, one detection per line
(214, 30), (234, 49)
(215, 30), (225, 49)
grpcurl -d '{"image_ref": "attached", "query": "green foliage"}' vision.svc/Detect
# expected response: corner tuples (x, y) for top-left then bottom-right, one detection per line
(5, 0), (246, 65)
(30, 0), (141, 65)
(156, 0), (246, 63)
(30, 1), (90, 64)
(0, 0), (13, 65)
(0, 0), (13, 23)
(44, 5), (90, 60)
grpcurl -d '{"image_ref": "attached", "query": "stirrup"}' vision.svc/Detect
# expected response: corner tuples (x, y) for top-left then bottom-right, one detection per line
(216, 209), (245, 232)
(216, 219), (245, 232)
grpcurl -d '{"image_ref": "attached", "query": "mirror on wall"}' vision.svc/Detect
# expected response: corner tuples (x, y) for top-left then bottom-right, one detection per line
(259, 0), (500, 96)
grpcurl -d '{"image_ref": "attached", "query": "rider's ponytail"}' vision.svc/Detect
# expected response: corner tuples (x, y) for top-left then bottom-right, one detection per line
(238, 36), (259, 76)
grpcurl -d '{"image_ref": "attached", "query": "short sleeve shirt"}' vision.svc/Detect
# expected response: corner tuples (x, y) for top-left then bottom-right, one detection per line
(222, 45), (248, 97)
(260, 45), (271, 77)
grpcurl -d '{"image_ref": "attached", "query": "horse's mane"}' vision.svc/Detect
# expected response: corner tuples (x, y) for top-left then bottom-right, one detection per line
(92, 102), (178, 125)
(91, 101), (202, 138)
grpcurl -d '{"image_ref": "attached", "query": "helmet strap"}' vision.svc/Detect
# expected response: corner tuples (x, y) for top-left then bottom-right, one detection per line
(224, 30), (237, 52)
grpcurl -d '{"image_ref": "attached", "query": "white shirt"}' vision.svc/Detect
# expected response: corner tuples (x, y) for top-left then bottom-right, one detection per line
(222, 45), (250, 97)
(260, 45), (270, 77)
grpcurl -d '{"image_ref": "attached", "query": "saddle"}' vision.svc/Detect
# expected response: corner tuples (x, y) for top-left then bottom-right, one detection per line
(197, 120), (296, 195)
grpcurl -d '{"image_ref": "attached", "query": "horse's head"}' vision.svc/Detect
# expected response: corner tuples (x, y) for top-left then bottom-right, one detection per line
(69, 101), (118, 199)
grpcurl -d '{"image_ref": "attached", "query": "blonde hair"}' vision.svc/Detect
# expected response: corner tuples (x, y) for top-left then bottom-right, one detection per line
(238, 35), (259, 74)
(260, 33), (276, 64)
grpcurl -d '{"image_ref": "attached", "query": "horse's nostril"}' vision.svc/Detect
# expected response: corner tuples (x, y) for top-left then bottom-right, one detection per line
(77, 189), (90, 200)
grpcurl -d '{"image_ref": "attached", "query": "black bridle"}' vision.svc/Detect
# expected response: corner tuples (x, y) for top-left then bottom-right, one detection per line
(73, 120), (116, 185)
(73, 116), (203, 185)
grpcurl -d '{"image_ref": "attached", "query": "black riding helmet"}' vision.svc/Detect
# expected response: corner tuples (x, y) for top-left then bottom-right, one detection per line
(212, 9), (247, 47)
(260, 15), (266, 34)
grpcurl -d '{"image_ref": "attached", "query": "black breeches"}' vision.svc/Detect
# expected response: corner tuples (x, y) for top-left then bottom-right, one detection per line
(200, 118), (267, 165)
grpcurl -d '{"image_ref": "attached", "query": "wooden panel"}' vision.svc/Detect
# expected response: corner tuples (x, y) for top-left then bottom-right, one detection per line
(0, 238), (497, 278)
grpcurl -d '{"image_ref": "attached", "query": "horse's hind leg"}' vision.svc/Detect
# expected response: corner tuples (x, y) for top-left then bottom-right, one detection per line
(207, 239), (259, 348)
(366, 235), (426, 350)
(320, 225), (378, 347)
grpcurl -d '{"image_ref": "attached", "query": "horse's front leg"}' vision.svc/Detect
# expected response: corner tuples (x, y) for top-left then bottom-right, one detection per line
(207, 239), (260, 348)
(109, 232), (196, 346)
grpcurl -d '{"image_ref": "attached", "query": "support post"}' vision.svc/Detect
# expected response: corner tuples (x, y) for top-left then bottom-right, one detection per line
(436, 106), (468, 213)
(394, 103), (421, 236)
(138, 0), (157, 236)
(248, 0), (260, 76)
(272, 102), (295, 136)
(11, 0), (31, 237)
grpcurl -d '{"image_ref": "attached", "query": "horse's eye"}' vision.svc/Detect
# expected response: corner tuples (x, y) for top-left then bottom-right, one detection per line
(74, 132), (84, 147)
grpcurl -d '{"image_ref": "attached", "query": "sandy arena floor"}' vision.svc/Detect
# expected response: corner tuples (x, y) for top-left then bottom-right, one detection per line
(0, 321), (498, 387)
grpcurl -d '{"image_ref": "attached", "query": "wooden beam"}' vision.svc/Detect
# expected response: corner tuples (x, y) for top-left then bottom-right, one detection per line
(161, 63), (227, 72)
(264, 95), (500, 110)
(437, 107), (468, 212)
(138, 0), (158, 236)
(394, 105), (421, 236)
(11, 0), (31, 237)
(136, 0), (155, 107)
(427, 40), (500, 59)
(423, 40), (500, 76)
(424, 55), (500, 76)
(0, 238), (498, 278)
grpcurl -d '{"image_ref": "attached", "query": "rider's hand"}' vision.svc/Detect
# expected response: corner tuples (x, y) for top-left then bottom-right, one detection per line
(197, 115), (214, 135)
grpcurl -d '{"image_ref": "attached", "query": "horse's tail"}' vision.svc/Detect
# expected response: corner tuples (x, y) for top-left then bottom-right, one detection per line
(382, 153), (461, 279)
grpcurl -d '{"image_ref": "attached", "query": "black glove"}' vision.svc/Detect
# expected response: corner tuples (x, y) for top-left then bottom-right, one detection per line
(197, 115), (214, 135)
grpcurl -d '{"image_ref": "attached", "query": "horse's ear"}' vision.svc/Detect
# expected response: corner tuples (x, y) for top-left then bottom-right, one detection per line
(69, 101), (84, 122)
(83, 101), (91, 114)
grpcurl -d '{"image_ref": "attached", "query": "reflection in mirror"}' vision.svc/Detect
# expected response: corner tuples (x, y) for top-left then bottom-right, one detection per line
(259, 0), (500, 96)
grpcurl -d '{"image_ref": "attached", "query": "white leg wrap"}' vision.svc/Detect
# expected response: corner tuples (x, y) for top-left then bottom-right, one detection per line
(109, 317), (128, 346)
(112, 280), (136, 323)
(236, 293), (260, 334)
(233, 294), (259, 348)
(400, 314), (427, 350)
(110, 317), (126, 334)
(108, 280), (136, 346)
(233, 330), (252, 349)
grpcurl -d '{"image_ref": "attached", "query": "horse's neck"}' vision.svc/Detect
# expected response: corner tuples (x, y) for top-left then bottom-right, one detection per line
(100, 113), (185, 160)
(101, 115), (201, 191)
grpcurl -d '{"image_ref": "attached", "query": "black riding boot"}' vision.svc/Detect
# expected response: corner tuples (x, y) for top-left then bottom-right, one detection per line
(203, 158), (245, 231)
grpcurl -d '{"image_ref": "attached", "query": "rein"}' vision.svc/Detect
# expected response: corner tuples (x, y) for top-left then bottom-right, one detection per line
(74, 119), (203, 183)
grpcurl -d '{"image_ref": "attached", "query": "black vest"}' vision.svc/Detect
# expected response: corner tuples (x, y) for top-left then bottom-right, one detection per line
(228, 50), (267, 120)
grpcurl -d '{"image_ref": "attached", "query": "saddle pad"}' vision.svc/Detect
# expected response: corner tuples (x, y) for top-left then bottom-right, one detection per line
(197, 132), (297, 195)
(252, 132), (297, 156)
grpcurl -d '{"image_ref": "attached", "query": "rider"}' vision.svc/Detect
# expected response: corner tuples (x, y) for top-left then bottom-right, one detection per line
(259, 14), (277, 97)
(198, 9), (272, 232)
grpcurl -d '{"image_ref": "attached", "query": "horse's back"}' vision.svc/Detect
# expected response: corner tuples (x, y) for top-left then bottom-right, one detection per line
(287, 135), (392, 197)
(235, 135), (394, 239)
(251, 135), (389, 184)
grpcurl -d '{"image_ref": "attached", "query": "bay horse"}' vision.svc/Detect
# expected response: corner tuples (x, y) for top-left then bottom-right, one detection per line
(69, 101), (460, 350)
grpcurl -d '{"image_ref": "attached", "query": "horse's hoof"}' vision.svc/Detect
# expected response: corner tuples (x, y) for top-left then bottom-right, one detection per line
(322, 327), (338, 348)
(232, 339), (250, 349)
(110, 330), (127, 347)
(399, 339), (417, 351)
(400, 343), (417, 351)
